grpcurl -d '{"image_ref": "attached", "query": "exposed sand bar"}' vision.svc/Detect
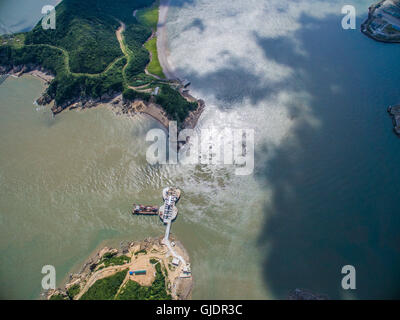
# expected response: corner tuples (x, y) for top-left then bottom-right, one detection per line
(157, 0), (177, 79)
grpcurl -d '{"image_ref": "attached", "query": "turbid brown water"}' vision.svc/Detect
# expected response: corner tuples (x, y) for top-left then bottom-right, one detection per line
(0, 75), (267, 299)
(2, 0), (400, 300)
(0, 75), (163, 298)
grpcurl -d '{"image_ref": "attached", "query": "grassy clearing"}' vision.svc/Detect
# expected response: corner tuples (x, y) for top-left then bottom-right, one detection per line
(80, 269), (128, 300)
(99, 253), (131, 268)
(144, 37), (165, 78)
(0, 33), (26, 48)
(136, 1), (165, 79)
(116, 263), (171, 300)
(136, 0), (160, 31)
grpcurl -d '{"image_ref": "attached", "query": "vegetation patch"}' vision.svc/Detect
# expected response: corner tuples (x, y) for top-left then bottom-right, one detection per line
(98, 253), (131, 269)
(123, 88), (151, 102)
(168, 263), (176, 271)
(155, 85), (198, 128)
(136, 0), (165, 79)
(136, 0), (160, 31)
(66, 284), (80, 299)
(144, 37), (165, 79)
(134, 249), (147, 256)
(49, 294), (68, 300)
(80, 269), (128, 300)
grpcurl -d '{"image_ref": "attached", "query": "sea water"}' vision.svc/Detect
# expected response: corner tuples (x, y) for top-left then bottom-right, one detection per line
(1, 0), (400, 299)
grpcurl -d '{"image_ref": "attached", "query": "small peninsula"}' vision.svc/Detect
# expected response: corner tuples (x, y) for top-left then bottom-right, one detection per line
(362, 0), (400, 43)
(47, 237), (192, 300)
(0, 0), (203, 129)
(46, 187), (193, 301)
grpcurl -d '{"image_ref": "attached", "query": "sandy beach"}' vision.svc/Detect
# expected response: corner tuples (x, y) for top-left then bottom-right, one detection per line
(157, 0), (177, 79)
(26, 70), (54, 83)
(131, 100), (170, 129)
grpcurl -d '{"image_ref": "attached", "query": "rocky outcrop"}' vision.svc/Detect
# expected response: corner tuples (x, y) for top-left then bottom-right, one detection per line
(182, 99), (205, 130)
(288, 288), (329, 300)
(388, 105), (400, 136)
(49, 91), (121, 114)
(36, 93), (53, 105)
(0, 63), (54, 78)
(0, 65), (9, 74)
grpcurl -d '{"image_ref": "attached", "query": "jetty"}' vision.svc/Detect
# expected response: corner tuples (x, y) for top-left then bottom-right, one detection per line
(388, 105), (400, 136)
(159, 187), (180, 223)
(131, 187), (191, 278)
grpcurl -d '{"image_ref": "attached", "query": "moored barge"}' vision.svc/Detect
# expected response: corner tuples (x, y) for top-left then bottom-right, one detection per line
(132, 204), (159, 215)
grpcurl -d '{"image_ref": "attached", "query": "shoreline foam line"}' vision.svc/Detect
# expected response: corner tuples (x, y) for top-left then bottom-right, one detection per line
(157, 0), (176, 79)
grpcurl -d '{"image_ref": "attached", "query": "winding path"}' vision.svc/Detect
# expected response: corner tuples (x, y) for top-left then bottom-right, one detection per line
(116, 21), (127, 56)
(23, 21), (127, 79)
(23, 16), (162, 89)
(114, 20), (158, 90)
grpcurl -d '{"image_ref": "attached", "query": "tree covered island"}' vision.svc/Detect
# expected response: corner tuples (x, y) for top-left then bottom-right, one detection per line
(0, 0), (202, 129)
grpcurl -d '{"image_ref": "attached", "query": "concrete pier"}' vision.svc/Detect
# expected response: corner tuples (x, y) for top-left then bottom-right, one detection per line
(163, 220), (171, 242)
(159, 187), (191, 275)
(131, 187), (191, 276)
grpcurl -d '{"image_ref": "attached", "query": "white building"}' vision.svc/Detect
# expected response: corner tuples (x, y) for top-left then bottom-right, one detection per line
(172, 257), (180, 266)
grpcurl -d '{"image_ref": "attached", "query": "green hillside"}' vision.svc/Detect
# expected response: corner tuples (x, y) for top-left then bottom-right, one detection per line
(25, 0), (153, 74)
(0, 0), (196, 126)
(137, 0), (166, 78)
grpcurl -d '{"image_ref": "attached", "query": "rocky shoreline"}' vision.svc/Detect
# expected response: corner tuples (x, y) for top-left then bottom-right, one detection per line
(43, 236), (193, 300)
(0, 63), (205, 133)
(0, 64), (55, 87)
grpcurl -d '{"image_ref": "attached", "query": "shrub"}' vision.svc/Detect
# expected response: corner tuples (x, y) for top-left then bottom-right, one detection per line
(67, 284), (80, 299)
